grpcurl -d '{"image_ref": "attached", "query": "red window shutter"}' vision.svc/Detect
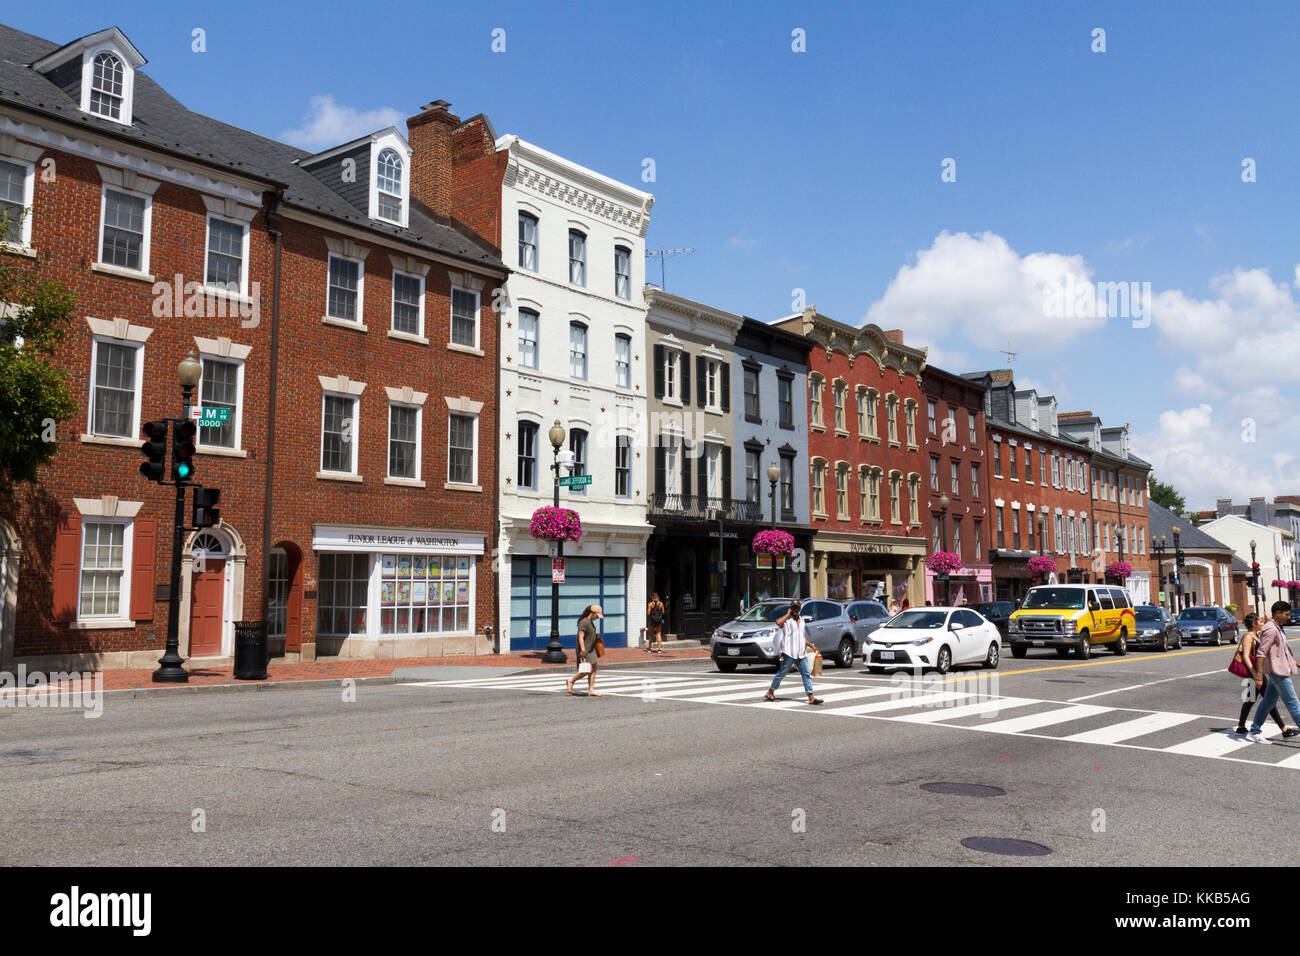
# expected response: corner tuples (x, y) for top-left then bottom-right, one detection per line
(51, 513), (82, 623)
(131, 518), (157, 621)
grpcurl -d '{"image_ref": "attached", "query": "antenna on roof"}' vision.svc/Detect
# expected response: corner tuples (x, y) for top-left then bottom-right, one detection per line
(1000, 342), (1017, 365)
(645, 247), (695, 290)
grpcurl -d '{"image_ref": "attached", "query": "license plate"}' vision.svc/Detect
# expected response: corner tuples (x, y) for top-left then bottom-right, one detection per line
(880, 651), (895, 660)
(727, 647), (739, 656)
(1033, 641), (1046, 647)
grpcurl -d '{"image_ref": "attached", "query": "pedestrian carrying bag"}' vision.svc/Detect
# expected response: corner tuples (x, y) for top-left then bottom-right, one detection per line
(1228, 643), (1252, 679)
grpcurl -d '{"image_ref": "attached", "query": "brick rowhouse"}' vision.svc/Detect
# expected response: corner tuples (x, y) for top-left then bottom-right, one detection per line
(0, 22), (507, 669)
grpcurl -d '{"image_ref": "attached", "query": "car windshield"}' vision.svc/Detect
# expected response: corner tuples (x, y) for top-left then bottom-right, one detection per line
(1021, 588), (1085, 610)
(883, 610), (948, 629)
(975, 604), (1001, 616)
(1135, 608), (1162, 621)
(736, 603), (789, 622)
(1179, 609), (1215, 620)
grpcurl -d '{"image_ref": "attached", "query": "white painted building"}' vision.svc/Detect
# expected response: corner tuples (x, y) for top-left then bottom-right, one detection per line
(1197, 513), (1295, 602)
(494, 136), (654, 651)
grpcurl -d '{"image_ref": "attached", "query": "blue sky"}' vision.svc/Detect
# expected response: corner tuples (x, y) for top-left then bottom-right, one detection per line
(16, 1), (1300, 508)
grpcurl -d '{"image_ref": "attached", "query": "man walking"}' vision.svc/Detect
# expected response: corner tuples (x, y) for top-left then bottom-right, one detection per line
(1246, 601), (1300, 744)
(763, 602), (823, 705)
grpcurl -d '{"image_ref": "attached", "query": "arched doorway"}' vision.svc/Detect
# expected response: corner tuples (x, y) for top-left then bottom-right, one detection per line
(179, 522), (248, 659)
(268, 542), (304, 657)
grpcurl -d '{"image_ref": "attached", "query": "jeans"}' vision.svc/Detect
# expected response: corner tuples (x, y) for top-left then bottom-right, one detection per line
(770, 653), (813, 695)
(1250, 673), (1300, 733)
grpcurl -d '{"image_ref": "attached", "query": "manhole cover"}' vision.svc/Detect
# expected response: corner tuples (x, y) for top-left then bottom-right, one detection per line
(0, 748), (67, 759)
(961, 837), (1052, 856)
(922, 782), (1006, 797)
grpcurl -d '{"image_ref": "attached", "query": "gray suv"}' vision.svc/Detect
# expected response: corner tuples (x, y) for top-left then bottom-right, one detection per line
(844, 600), (891, 647)
(710, 599), (863, 672)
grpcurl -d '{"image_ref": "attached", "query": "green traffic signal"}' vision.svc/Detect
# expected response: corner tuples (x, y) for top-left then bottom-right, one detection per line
(172, 419), (197, 483)
(139, 420), (169, 482)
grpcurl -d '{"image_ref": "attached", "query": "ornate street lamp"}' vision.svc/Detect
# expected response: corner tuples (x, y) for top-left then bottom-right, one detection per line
(153, 350), (204, 683)
(1250, 538), (1259, 615)
(542, 420), (568, 664)
(936, 493), (950, 605)
(1172, 524), (1184, 612)
(1152, 535), (1167, 610)
(767, 462), (783, 596)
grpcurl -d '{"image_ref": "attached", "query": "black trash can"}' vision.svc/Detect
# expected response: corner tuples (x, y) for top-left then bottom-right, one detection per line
(233, 620), (269, 680)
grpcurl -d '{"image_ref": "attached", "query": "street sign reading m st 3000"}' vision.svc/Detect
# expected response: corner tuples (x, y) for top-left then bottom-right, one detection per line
(196, 407), (230, 428)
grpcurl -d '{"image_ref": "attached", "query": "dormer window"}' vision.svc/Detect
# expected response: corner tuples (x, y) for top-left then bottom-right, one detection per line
(376, 149), (403, 223)
(89, 52), (124, 119)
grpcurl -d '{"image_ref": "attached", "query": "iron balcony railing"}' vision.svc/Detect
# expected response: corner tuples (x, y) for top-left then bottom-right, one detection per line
(648, 493), (763, 522)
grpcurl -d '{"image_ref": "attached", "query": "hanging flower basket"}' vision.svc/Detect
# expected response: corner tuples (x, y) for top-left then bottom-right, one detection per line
(1271, 579), (1283, 588)
(529, 506), (582, 543)
(1105, 561), (1133, 580)
(926, 551), (963, 575)
(1289, 580), (1300, 590)
(752, 529), (795, 556)
(1026, 555), (1057, 577)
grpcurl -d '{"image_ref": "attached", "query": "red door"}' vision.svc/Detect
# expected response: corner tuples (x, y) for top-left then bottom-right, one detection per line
(189, 560), (225, 657)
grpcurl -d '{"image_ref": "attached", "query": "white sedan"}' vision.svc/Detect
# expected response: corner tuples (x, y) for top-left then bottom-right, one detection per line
(863, 607), (1002, 674)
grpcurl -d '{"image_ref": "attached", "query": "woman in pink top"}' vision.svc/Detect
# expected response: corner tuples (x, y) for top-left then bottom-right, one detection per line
(1246, 601), (1300, 743)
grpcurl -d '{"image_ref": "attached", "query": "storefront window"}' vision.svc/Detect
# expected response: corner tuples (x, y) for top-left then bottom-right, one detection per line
(380, 552), (472, 635)
(318, 553), (369, 636)
(827, 565), (856, 602)
(267, 549), (287, 640)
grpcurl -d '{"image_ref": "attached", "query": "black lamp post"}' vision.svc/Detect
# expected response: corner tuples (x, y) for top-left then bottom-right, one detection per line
(542, 420), (568, 664)
(936, 493), (950, 605)
(1035, 511), (1048, 582)
(1248, 538), (1260, 615)
(1172, 524), (1184, 612)
(1152, 535), (1168, 610)
(766, 462), (782, 597)
(153, 349), (202, 683)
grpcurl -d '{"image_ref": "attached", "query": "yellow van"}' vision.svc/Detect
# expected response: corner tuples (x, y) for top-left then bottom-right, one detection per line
(1008, 584), (1136, 660)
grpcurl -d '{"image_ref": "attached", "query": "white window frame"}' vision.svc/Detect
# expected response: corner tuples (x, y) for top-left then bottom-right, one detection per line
(664, 348), (681, 404)
(663, 436), (681, 498)
(569, 322), (588, 381)
(615, 433), (633, 498)
(518, 308), (539, 370)
(196, 356), (245, 452)
(706, 444), (723, 501)
(386, 402), (422, 481)
(706, 358), (722, 412)
(450, 286), (480, 350)
(836, 463), (849, 517)
(568, 229), (587, 287)
(202, 213), (251, 297)
(0, 154), (36, 250)
(366, 133), (412, 228)
(447, 411), (479, 486)
(97, 183), (152, 276)
(518, 211), (539, 272)
(87, 336), (144, 439)
(614, 245), (632, 299)
(81, 47), (135, 126)
(374, 147), (405, 225)
(320, 393), (359, 475)
(615, 334), (632, 390)
(391, 270), (426, 339)
(77, 517), (134, 624)
(326, 253), (365, 324)
(517, 420), (539, 491)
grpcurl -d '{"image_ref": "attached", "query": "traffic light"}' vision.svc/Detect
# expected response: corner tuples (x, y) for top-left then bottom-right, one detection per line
(193, 486), (221, 529)
(1175, 550), (1186, 570)
(172, 418), (197, 482)
(139, 420), (169, 482)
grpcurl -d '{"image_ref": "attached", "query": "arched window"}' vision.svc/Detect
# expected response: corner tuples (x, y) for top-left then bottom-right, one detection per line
(376, 148), (404, 222)
(90, 52), (124, 119)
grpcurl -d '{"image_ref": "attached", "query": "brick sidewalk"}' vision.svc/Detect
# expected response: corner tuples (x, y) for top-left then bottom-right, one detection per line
(33, 645), (711, 693)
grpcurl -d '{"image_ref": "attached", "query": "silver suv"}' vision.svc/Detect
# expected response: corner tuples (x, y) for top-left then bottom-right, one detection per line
(710, 598), (862, 672)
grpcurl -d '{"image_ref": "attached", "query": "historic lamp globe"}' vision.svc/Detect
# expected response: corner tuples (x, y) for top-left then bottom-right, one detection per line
(177, 348), (202, 389)
(766, 462), (781, 484)
(548, 419), (565, 450)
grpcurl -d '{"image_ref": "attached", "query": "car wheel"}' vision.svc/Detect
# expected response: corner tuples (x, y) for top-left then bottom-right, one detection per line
(1113, 630), (1127, 656)
(984, 642), (999, 668)
(1075, 632), (1091, 660)
(1159, 632), (1169, 652)
(835, 638), (855, 669)
(1214, 628), (1224, 646)
(716, 661), (737, 673)
(1176, 634), (1183, 649)
(1011, 645), (1028, 659)
(935, 646), (952, 674)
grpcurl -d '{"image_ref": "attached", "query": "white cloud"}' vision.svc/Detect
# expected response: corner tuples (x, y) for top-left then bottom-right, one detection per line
(863, 231), (1108, 352)
(1171, 366), (1224, 399)
(1103, 233), (1151, 253)
(915, 341), (968, 371)
(280, 95), (405, 151)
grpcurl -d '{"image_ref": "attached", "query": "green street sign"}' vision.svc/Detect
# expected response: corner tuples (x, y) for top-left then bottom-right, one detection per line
(558, 474), (592, 487)
(197, 407), (230, 428)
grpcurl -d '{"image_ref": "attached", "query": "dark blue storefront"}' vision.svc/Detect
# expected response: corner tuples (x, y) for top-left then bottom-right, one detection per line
(509, 556), (628, 650)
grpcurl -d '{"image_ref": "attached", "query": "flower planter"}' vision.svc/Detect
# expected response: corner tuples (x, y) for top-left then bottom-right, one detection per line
(529, 506), (582, 543)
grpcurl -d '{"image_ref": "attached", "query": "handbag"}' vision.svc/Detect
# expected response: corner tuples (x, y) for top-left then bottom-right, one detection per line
(577, 661), (592, 675)
(1228, 643), (1252, 679)
(811, 648), (823, 677)
(595, 637), (605, 658)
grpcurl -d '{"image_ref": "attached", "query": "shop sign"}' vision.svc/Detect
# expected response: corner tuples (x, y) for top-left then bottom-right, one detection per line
(313, 525), (486, 554)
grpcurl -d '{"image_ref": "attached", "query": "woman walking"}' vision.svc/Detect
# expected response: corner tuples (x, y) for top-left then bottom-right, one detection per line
(566, 605), (604, 697)
(762, 601), (823, 705)
(1234, 613), (1292, 736)
(646, 593), (666, 654)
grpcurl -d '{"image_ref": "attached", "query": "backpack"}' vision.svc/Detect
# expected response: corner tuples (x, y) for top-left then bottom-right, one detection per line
(649, 602), (664, 625)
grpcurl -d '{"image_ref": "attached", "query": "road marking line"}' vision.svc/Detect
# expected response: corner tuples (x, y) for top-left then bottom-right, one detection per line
(1068, 669), (1227, 702)
(767, 687), (899, 709)
(1062, 711), (1199, 744)
(631, 680), (779, 699)
(1163, 731), (1259, 758)
(970, 703), (1110, 734)
(834, 691), (973, 715)
(688, 682), (856, 704)
(892, 697), (1037, 723)
(1272, 751), (1300, 768)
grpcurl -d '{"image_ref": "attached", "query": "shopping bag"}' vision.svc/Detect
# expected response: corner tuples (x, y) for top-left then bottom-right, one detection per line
(811, 650), (823, 677)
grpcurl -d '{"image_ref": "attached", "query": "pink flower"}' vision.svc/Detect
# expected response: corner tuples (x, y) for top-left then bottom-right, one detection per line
(1027, 555), (1057, 576)
(752, 530), (795, 556)
(926, 551), (963, 575)
(529, 507), (582, 542)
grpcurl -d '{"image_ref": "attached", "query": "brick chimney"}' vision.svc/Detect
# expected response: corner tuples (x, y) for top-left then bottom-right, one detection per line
(1058, 410), (1093, 420)
(1215, 498), (1233, 518)
(407, 100), (459, 219)
(989, 369), (1014, 383)
(1249, 497), (1268, 525)
(1275, 495), (1300, 506)
(883, 329), (905, 344)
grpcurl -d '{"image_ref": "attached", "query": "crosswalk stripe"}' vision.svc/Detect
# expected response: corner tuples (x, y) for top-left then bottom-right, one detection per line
(531, 676), (706, 694)
(1061, 711), (1198, 744)
(969, 703), (1110, 734)
(1271, 750), (1300, 768)
(689, 682), (855, 704)
(1164, 731), (1256, 758)
(892, 697), (1037, 723)
(630, 680), (775, 699)
(834, 691), (974, 715)
(767, 687), (900, 709)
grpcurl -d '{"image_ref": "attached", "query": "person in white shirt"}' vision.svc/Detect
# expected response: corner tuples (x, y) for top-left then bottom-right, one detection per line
(762, 602), (823, 705)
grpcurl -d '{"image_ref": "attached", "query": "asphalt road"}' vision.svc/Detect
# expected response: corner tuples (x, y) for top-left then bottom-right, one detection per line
(0, 639), (1294, 866)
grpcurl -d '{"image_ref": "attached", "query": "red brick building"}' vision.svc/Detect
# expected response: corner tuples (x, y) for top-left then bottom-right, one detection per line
(962, 371), (1097, 603)
(921, 367), (991, 605)
(773, 308), (927, 606)
(0, 23), (506, 670)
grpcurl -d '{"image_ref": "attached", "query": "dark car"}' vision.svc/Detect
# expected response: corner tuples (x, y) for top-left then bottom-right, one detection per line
(975, 601), (1015, 640)
(1132, 605), (1182, 651)
(1176, 606), (1240, 645)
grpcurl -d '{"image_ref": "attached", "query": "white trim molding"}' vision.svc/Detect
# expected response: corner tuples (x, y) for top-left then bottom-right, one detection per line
(86, 315), (152, 342)
(318, 374), (366, 396)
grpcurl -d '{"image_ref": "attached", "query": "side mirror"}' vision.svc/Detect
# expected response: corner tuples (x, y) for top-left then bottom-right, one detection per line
(949, 622), (964, 631)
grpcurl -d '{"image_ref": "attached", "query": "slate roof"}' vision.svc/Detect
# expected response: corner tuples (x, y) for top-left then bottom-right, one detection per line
(0, 22), (504, 271)
(1147, 500), (1233, 552)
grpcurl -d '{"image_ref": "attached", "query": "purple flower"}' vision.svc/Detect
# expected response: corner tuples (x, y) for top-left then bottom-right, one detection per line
(529, 507), (582, 542)
(752, 530), (795, 556)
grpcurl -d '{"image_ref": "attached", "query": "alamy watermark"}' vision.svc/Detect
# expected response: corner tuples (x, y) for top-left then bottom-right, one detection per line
(0, 666), (104, 718)
(1042, 275), (1152, 328)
